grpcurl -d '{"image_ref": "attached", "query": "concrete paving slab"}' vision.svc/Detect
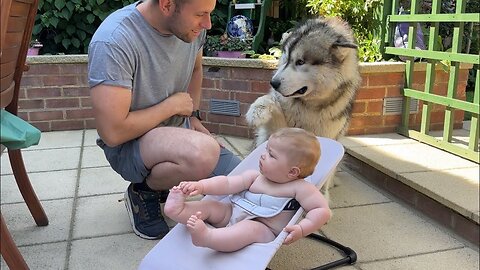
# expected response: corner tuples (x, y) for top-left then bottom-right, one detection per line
(361, 247), (479, 270)
(81, 145), (110, 168)
(1, 199), (73, 246)
(400, 167), (480, 222)
(329, 170), (391, 209)
(339, 133), (417, 148)
(26, 130), (84, 150)
(68, 234), (159, 270)
(78, 167), (128, 197)
(1, 169), (77, 203)
(215, 136), (244, 160)
(83, 129), (99, 146)
(268, 234), (356, 270)
(347, 143), (477, 176)
(430, 129), (474, 149)
(321, 203), (464, 262)
(222, 135), (254, 158)
(0, 148), (81, 175)
(73, 194), (132, 239)
(0, 241), (67, 270)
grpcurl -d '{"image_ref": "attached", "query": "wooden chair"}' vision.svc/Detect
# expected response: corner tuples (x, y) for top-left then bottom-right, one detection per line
(0, 0), (47, 269)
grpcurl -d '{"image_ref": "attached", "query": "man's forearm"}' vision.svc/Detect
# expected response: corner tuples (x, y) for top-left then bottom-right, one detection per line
(187, 52), (204, 110)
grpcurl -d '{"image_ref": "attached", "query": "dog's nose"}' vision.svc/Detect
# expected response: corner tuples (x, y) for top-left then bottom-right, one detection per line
(270, 80), (281, 90)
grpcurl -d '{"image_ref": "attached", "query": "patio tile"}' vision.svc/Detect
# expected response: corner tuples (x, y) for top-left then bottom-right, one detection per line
(1, 199), (73, 246)
(0, 241), (67, 270)
(73, 194), (132, 239)
(1, 169), (77, 203)
(361, 247), (479, 270)
(222, 135), (254, 158)
(400, 167), (480, 222)
(321, 202), (465, 262)
(81, 146), (109, 168)
(78, 167), (128, 197)
(339, 133), (417, 148)
(27, 130), (84, 150)
(268, 234), (357, 270)
(329, 170), (391, 209)
(83, 129), (99, 147)
(0, 148), (81, 175)
(68, 234), (159, 270)
(347, 143), (477, 175)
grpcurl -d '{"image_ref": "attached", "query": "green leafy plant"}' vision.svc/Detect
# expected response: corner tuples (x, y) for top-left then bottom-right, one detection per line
(33, 0), (136, 54)
(305, 0), (384, 62)
(204, 34), (252, 56)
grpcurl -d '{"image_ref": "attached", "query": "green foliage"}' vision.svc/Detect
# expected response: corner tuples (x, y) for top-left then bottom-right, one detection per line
(204, 34), (252, 56)
(305, 0), (383, 62)
(33, 0), (136, 54)
(357, 32), (383, 62)
(209, 0), (229, 35)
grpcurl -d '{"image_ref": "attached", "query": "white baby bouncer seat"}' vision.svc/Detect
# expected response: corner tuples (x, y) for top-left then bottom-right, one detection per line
(138, 137), (356, 270)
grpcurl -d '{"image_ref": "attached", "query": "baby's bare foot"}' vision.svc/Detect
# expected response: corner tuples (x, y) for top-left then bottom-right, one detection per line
(187, 212), (210, 247)
(163, 186), (187, 219)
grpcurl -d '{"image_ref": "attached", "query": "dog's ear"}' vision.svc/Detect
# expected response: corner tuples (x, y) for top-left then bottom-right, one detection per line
(331, 40), (358, 62)
(280, 31), (292, 45)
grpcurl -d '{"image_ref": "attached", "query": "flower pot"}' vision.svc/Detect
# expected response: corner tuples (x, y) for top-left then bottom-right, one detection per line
(216, 51), (246, 58)
(27, 47), (41, 55)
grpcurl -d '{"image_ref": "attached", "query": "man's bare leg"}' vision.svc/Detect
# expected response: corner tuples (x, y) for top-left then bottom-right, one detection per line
(138, 127), (220, 190)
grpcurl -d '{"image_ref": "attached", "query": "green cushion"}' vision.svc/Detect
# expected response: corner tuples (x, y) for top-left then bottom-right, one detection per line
(0, 109), (40, 149)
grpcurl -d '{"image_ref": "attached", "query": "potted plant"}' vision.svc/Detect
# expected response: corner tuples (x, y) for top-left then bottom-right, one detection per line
(27, 39), (43, 55)
(204, 34), (252, 58)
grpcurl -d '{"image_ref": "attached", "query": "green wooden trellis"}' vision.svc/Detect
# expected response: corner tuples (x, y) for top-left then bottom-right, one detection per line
(379, 0), (479, 163)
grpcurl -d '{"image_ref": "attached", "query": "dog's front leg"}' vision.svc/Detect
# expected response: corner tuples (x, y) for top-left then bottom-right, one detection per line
(246, 94), (287, 146)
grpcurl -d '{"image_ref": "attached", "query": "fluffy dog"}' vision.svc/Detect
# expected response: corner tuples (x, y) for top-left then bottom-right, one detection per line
(246, 17), (361, 198)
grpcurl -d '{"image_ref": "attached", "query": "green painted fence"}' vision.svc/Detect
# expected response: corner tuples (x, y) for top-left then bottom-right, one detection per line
(380, 0), (479, 163)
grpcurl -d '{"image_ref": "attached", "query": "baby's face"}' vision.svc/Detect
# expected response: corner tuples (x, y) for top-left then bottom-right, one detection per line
(259, 138), (294, 183)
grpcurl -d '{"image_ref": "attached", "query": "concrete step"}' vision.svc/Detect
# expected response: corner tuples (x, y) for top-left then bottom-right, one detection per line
(339, 132), (479, 246)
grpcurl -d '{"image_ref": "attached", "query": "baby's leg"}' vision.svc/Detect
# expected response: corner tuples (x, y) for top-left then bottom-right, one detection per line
(164, 187), (231, 226)
(187, 213), (276, 252)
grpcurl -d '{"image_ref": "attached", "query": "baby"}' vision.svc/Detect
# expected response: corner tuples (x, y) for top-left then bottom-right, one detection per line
(164, 127), (331, 252)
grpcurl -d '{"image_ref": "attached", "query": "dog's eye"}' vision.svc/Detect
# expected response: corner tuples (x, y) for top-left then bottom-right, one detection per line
(295, 59), (305, 66)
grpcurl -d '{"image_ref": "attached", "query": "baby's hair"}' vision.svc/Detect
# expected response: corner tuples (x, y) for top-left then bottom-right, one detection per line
(270, 128), (321, 178)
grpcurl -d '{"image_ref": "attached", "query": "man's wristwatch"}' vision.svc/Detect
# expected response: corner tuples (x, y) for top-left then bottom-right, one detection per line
(190, 110), (202, 121)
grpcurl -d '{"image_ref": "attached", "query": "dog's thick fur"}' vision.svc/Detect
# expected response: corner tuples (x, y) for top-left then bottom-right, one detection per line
(246, 17), (361, 199)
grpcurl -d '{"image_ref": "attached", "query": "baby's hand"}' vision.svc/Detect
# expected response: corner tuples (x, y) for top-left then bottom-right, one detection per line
(178, 181), (203, 196)
(283, 224), (303, 245)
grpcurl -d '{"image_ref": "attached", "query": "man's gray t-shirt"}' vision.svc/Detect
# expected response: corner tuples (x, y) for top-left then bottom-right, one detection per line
(88, 1), (205, 127)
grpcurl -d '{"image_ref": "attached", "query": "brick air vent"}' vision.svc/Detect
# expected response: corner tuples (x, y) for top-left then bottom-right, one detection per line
(383, 97), (419, 115)
(209, 99), (240, 116)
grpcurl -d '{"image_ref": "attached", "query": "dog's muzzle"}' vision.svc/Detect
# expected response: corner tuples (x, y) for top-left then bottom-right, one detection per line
(284, 86), (308, 97)
(270, 79), (281, 90)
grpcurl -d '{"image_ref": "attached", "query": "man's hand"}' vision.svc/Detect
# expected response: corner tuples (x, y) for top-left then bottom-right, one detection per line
(166, 92), (194, 117)
(189, 116), (210, 134)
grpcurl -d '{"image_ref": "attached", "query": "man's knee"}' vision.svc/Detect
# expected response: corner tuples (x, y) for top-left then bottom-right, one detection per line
(188, 137), (221, 177)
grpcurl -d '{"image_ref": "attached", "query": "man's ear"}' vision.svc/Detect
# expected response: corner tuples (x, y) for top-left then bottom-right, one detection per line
(288, 167), (301, 179)
(158, 0), (174, 14)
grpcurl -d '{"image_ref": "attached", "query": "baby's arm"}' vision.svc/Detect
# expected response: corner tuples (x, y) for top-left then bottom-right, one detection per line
(179, 170), (259, 196)
(283, 183), (331, 245)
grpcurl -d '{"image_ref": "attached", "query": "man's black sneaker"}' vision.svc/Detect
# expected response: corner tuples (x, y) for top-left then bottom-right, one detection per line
(124, 183), (169, 239)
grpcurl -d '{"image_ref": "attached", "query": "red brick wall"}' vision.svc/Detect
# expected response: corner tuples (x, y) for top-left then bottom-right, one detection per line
(19, 56), (469, 138)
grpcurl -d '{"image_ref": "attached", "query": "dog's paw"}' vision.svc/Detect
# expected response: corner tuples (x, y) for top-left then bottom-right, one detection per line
(246, 95), (281, 127)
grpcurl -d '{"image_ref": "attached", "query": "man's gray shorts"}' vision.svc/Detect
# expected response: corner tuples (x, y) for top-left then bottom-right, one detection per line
(97, 138), (241, 184)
